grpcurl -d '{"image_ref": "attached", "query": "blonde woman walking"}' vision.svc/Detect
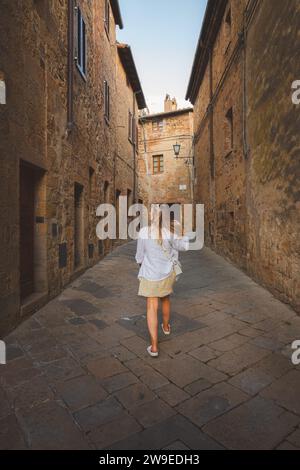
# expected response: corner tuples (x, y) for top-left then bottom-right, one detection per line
(135, 208), (192, 357)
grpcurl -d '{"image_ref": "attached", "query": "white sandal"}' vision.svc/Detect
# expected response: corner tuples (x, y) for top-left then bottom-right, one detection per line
(161, 323), (171, 335)
(147, 346), (159, 357)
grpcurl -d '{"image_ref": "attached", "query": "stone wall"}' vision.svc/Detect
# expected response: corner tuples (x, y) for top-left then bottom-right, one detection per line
(115, 50), (141, 242)
(138, 108), (194, 208)
(0, 0), (126, 335)
(191, 0), (300, 311)
(245, 0), (300, 311)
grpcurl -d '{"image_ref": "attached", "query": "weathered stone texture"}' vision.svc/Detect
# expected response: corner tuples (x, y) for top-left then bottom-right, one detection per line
(0, 1), (142, 335)
(138, 103), (194, 207)
(115, 52), (138, 206)
(191, 0), (300, 311)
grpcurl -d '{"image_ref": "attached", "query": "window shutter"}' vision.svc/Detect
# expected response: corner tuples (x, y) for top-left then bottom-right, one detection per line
(107, 83), (110, 120)
(74, 5), (79, 62)
(136, 125), (139, 150)
(128, 111), (131, 139)
(132, 116), (136, 144)
(104, 81), (110, 120)
(83, 19), (86, 74)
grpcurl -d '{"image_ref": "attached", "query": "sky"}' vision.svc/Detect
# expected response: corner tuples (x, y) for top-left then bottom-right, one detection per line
(117, 0), (208, 113)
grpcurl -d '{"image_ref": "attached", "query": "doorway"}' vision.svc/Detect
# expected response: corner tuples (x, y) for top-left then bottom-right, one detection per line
(19, 161), (47, 302)
(20, 164), (35, 300)
(74, 183), (84, 268)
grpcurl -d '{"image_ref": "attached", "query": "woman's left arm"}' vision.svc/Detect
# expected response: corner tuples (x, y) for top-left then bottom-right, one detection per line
(135, 233), (145, 264)
(170, 231), (196, 252)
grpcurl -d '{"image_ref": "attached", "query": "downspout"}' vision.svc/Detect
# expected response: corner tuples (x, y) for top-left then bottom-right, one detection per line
(67, 0), (74, 131)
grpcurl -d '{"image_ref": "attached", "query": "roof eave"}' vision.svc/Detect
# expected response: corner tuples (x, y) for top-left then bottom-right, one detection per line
(185, 0), (228, 104)
(110, 0), (124, 29)
(139, 108), (193, 121)
(117, 44), (147, 110)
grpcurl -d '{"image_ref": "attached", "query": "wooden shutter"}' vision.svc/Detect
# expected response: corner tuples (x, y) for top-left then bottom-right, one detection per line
(74, 5), (79, 63)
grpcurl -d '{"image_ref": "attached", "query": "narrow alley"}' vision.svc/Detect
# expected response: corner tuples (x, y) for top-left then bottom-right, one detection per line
(0, 0), (299, 456)
(1, 242), (299, 450)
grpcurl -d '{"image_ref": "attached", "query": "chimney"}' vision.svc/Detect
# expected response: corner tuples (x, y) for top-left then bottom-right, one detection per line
(164, 94), (177, 112)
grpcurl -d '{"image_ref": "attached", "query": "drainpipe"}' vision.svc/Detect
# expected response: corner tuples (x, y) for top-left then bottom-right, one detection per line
(67, 0), (74, 131)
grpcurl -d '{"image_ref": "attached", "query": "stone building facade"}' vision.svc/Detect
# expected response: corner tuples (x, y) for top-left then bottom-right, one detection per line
(186, 0), (300, 311)
(0, 0), (146, 335)
(138, 96), (194, 208)
(116, 43), (146, 213)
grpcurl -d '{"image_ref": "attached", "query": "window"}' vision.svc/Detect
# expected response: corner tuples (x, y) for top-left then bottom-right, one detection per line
(89, 167), (95, 196)
(132, 116), (136, 144)
(127, 189), (133, 208)
(136, 124), (139, 152)
(128, 111), (133, 140)
(104, 80), (110, 121)
(104, 0), (110, 35)
(128, 112), (136, 143)
(152, 120), (164, 132)
(76, 7), (87, 78)
(224, 7), (232, 52)
(153, 155), (164, 174)
(104, 180), (110, 203)
(224, 108), (233, 156)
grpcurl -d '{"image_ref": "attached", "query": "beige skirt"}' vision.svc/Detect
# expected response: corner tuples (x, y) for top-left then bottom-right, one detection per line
(138, 270), (176, 298)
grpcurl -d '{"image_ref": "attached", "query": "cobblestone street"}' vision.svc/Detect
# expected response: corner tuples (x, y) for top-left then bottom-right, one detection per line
(1, 243), (300, 450)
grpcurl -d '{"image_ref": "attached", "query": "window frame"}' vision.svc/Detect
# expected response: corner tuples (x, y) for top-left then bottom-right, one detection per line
(224, 107), (234, 157)
(75, 6), (87, 80)
(153, 155), (164, 174)
(135, 124), (139, 153)
(132, 116), (136, 144)
(128, 110), (133, 141)
(152, 119), (164, 132)
(104, 0), (110, 36)
(224, 6), (232, 54)
(104, 80), (110, 122)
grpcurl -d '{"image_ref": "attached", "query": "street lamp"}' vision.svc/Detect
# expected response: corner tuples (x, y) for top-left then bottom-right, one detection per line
(173, 142), (181, 158)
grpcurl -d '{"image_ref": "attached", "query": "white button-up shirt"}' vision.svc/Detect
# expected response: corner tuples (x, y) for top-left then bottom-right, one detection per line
(135, 226), (190, 281)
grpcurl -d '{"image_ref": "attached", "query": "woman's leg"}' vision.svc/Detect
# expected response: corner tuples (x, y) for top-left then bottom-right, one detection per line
(146, 297), (159, 352)
(161, 295), (171, 332)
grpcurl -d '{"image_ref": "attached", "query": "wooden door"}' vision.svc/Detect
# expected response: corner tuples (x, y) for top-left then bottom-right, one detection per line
(20, 164), (35, 300)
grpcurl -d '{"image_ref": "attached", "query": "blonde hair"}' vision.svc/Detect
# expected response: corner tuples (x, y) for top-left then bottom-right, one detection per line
(150, 205), (181, 245)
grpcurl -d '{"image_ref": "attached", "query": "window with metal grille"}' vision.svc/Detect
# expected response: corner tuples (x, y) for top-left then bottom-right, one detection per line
(76, 7), (86, 78)
(153, 155), (164, 174)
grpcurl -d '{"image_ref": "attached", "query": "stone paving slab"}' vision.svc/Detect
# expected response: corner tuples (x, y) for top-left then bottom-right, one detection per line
(1, 242), (299, 449)
(203, 396), (300, 450)
(108, 414), (223, 450)
(176, 382), (249, 427)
